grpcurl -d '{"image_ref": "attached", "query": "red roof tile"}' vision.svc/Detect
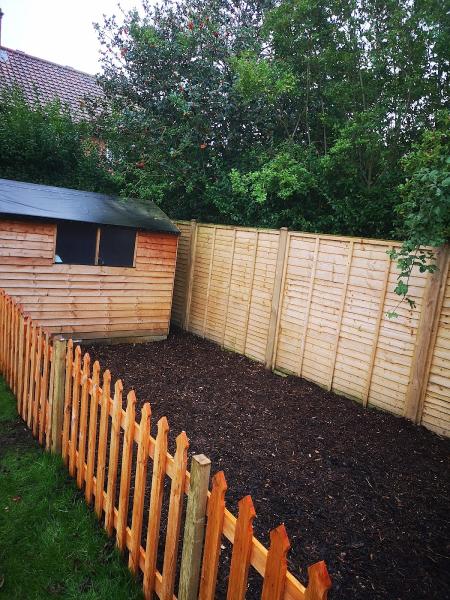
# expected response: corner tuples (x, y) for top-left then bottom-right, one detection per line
(0, 46), (102, 119)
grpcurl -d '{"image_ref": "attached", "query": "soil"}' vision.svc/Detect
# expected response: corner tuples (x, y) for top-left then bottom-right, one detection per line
(0, 415), (38, 460)
(85, 328), (450, 600)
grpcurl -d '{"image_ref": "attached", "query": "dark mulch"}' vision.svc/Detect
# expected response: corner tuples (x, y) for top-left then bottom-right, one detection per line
(85, 328), (450, 600)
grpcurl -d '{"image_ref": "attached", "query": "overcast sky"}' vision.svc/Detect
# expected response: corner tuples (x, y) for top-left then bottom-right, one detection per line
(0, 0), (147, 74)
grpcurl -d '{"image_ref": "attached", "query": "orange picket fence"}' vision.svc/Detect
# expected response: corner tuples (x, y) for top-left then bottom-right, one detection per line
(0, 289), (331, 600)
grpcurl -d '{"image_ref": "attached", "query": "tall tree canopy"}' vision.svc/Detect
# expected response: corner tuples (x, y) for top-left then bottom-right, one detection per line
(93, 0), (448, 244)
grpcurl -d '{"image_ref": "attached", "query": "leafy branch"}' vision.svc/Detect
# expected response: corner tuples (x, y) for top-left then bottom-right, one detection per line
(386, 245), (437, 319)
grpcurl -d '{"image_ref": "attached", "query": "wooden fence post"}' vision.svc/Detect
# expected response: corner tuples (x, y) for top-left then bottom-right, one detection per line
(404, 244), (450, 423)
(179, 454), (211, 600)
(50, 338), (67, 454)
(265, 227), (289, 369)
(184, 219), (198, 331)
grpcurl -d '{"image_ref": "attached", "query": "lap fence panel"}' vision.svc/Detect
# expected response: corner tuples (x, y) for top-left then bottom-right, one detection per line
(173, 223), (449, 436)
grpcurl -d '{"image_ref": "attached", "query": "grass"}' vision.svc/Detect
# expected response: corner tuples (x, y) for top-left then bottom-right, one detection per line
(0, 377), (143, 599)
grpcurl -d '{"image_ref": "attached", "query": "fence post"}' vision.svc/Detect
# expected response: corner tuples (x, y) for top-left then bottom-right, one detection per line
(50, 337), (67, 454)
(404, 244), (450, 423)
(179, 454), (211, 600)
(265, 227), (289, 369)
(184, 219), (198, 331)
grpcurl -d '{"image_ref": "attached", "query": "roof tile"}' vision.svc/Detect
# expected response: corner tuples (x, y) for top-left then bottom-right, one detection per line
(0, 46), (102, 119)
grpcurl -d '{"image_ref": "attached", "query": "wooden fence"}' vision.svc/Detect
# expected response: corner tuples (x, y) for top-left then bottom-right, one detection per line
(0, 289), (332, 600)
(172, 222), (450, 438)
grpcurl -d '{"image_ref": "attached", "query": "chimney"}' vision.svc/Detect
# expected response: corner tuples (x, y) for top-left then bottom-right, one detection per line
(0, 8), (4, 47)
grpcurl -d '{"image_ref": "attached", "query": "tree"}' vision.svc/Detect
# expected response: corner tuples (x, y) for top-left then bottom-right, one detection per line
(92, 0), (274, 221)
(232, 0), (449, 237)
(387, 112), (449, 315)
(93, 0), (448, 245)
(0, 88), (117, 193)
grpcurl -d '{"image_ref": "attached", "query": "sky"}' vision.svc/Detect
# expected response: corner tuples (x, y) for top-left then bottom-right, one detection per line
(0, 0), (147, 74)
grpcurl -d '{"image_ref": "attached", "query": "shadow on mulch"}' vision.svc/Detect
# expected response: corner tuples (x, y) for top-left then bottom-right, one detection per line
(85, 327), (450, 600)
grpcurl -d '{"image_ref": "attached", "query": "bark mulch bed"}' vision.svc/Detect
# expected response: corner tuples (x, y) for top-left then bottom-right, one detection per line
(85, 328), (450, 600)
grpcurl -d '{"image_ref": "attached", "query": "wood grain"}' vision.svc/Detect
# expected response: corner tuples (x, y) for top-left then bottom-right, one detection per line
(0, 219), (177, 339)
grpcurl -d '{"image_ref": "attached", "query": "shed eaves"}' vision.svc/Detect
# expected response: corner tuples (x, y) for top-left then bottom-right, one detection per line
(0, 178), (179, 235)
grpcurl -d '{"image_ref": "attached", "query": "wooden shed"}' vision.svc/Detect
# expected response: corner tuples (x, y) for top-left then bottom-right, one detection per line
(0, 178), (179, 342)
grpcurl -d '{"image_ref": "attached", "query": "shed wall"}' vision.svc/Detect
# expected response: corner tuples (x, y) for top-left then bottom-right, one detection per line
(0, 218), (178, 339)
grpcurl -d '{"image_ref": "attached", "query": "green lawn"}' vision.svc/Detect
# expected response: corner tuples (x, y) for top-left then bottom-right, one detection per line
(0, 378), (143, 600)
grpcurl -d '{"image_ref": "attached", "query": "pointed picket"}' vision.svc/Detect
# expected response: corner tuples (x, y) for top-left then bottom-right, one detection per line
(304, 561), (332, 600)
(61, 339), (74, 463)
(143, 416), (169, 599)
(21, 317), (31, 422)
(261, 524), (291, 600)
(161, 431), (189, 600)
(32, 328), (43, 437)
(69, 346), (82, 477)
(129, 402), (152, 574)
(116, 390), (136, 551)
(104, 379), (123, 535)
(38, 333), (50, 446)
(77, 353), (91, 489)
(95, 369), (111, 518)
(26, 324), (36, 428)
(198, 471), (227, 600)
(85, 360), (101, 503)
(226, 495), (256, 600)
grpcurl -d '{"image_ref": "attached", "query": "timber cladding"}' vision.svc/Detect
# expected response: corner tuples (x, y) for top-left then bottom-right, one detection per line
(173, 222), (450, 438)
(0, 218), (178, 340)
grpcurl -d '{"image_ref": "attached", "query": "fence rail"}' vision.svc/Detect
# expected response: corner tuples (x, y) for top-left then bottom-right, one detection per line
(0, 289), (332, 600)
(172, 221), (450, 438)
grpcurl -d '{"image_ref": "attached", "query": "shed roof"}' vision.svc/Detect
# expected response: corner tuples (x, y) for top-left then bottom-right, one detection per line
(0, 46), (102, 120)
(0, 178), (179, 235)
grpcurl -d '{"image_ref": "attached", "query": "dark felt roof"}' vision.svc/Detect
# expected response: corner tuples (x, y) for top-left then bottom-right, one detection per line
(0, 179), (179, 235)
(0, 46), (102, 119)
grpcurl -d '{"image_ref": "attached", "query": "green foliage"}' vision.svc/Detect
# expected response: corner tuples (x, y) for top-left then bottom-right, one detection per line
(396, 114), (450, 248)
(387, 114), (449, 312)
(226, 145), (325, 230)
(233, 53), (298, 103)
(92, 0), (448, 242)
(0, 88), (118, 194)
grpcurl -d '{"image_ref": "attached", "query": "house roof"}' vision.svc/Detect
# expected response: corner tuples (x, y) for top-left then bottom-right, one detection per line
(0, 46), (102, 119)
(0, 178), (179, 235)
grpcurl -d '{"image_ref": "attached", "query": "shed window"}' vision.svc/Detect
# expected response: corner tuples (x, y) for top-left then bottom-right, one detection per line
(98, 226), (136, 267)
(55, 223), (136, 267)
(55, 222), (97, 265)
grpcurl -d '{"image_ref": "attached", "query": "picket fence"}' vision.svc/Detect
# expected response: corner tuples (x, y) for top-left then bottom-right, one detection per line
(172, 222), (450, 438)
(0, 289), (331, 600)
